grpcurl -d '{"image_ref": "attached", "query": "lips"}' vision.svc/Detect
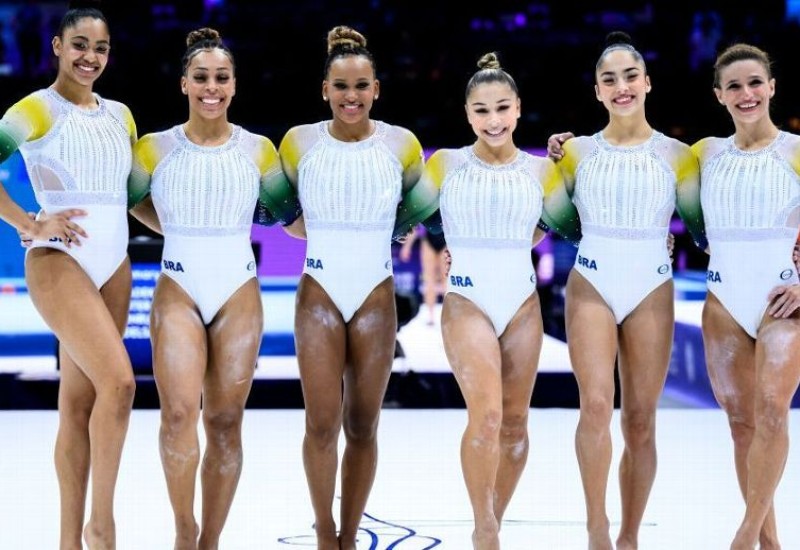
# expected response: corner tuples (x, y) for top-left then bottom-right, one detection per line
(613, 95), (634, 105)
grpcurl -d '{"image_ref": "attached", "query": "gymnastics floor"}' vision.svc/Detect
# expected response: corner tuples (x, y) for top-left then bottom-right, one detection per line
(1, 408), (799, 549)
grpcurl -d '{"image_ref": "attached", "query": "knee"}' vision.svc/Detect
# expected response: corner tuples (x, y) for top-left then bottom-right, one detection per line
(204, 408), (244, 444)
(716, 397), (755, 444)
(469, 409), (503, 446)
(500, 411), (529, 456)
(756, 395), (790, 437)
(99, 374), (136, 411)
(620, 409), (656, 447)
(161, 405), (198, 437)
(306, 413), (342, 447)
(343, 414), (379, 445)
(579, 395), (613, 428)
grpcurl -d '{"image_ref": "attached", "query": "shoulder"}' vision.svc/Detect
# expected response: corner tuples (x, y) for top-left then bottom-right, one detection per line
(690, 136), (725, 162)
(133, 128), (175, 165)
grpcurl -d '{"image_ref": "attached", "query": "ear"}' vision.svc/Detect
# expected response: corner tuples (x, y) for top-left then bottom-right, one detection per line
(373, 79), (380, 100)
(769, 78), (776, 98)
(713, 86), (724, 105)
(231, 76), (236, 98)
(645, 75), (652, 93)
(322, 81), (328, 102)
(52, 36), (61, 57)
(595, 84), (602, 102)
(516, 96), (521, 118)
(180, 76), (188, 96)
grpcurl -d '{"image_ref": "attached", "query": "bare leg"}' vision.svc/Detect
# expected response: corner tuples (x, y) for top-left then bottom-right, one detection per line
(420, 240), (443, 324)
(26, 250), (135, 550)
(616, 281), (674, 550)
(151, 276), (207, 550)
(565, 271), (618, 550)
(730, 313), (800, 550)
(441, 293), (502, 550)
(198, 279), (261, 549)
(703, 292), (780, 548)
(338, 277), (396, 550)
(295, 275), (346, 550)
(55, 348), (94, 550)
(493, 293), (543, 526)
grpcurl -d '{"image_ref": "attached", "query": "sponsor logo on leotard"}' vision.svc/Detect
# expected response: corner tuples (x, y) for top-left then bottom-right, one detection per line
(247, 261), (256, 271)
(780, 269), (793, 280)
(450, 275), (473, 287)
(577, 255), (597, 270)
(48, 236), (72, 244)
(163, 260), (184, 272)
(384, 260), (392, 270)
(530, 274), (536, 284)
(706, 270), (721, 283)
(306, 257), (323, 269)
(657, 264), (670, 275)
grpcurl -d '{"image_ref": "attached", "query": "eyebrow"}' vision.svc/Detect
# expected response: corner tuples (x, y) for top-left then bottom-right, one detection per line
(599, 67), (639, 78)
(470, 98), (512, 107)
(70, 35), (109, 45)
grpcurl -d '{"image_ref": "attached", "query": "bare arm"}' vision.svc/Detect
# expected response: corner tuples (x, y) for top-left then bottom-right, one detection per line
(129, 196), (162, 235)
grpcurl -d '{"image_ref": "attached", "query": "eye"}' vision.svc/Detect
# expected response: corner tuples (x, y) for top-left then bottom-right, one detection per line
(193, 74), (207, 82)
(497, 105), (510, 112)
(602, 78), (614, 85)
(333, 82), (347, 90)
(726, 83), (740, 90)
(217, 74), (230, 82)
(356, 82), (371, 90)
(473, 108), (489, 114)
(71, 41), (88, 50)
(95, 45), (110, 55)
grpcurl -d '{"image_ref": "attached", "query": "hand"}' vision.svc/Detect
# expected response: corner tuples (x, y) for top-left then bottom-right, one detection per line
(767, 284), (800, 318)
(30, 209), (88, 248)
(546, 132), (575, 161)
(443, 247), (452, 278)
(794, 243), (800, 273)
(18, 212), (36, 248)
(667, 233), (675, 259)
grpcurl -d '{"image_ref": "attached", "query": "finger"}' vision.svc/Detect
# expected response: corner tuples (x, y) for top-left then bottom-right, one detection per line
(767, 286), (786, 302)
(61, 208), (88, 219)
(768, 293), (789, 316)
(69, 222), (88, 238)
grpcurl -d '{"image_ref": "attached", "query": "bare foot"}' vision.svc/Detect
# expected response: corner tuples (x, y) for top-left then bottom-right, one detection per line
(615, 533), (638, 550)
(587, 527), (613, 550)
(337, 534), (357, 550)
(174, 521), (199, 549)
(472, 525), (500, 550)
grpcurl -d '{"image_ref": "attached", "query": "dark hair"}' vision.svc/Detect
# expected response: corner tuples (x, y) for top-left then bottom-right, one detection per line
(181, 27), (235, 75)
(713, 43), (772, 88)
(57, 0), (107, 38)
(465, 52), (519, 101)
(595, 31), (646, 74)
(323, 25), (376, 79)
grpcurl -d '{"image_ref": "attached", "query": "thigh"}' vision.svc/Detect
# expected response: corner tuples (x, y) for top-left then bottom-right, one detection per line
(204, 279), (263, 410)
(25, 248), (131, 384)
(294, 274), (347, 417)
(441, 293), (503, 410)
(343, 277), (396, 414)
(617, 280), (674, 409)
(99, 256), (133, 337)
(755, 313), (800, 404)
(702, 292), (756, 407)
(499, 292), (543, 411)
(150, 275), (208, 408)
(565, 270), (619, 396)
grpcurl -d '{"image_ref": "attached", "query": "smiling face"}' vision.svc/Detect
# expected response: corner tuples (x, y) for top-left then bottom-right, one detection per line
(52, 17), (110, 88)
(594, 49), (651, 117)
(181, 48), (236, 121)
(714, 59), (775, 126)
(465, 81), (520, 148)
(322, 55), (379, 126)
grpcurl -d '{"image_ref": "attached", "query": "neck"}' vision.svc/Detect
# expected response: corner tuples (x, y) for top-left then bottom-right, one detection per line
(603, 113), (652, 145)
(51, 77), (96, 108)
(473, 140), (517, 165)
(184, 115), (231, 146)
(733, 119), (780, 151)
(328, 119), (374, 142)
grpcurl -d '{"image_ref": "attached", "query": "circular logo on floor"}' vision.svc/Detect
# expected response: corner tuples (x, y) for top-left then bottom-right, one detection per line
(657, 264), (670, 275)
(780, 269), (793, 280)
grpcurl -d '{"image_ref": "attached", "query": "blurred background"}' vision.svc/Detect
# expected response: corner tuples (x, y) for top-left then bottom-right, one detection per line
(0, 0), (798, 409)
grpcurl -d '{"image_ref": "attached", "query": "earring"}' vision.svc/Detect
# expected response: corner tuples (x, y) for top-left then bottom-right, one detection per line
(322, 96), (328, 101)
(375, 95), (379, 100)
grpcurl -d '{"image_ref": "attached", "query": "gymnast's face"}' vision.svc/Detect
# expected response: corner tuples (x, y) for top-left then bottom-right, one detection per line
(52, 17), (110, 88)
(181, 48), (236, 121)
(465, 82), (520, 148)
(714, 59), (775, 126)
(594, 49), (651, 117)
(323, 55), (379, 125)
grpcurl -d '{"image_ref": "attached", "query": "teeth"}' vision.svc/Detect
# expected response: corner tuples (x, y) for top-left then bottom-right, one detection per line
(201, 98), (221, 104)
(739, 102), (757, 109)
(77, 65), (96, 72)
